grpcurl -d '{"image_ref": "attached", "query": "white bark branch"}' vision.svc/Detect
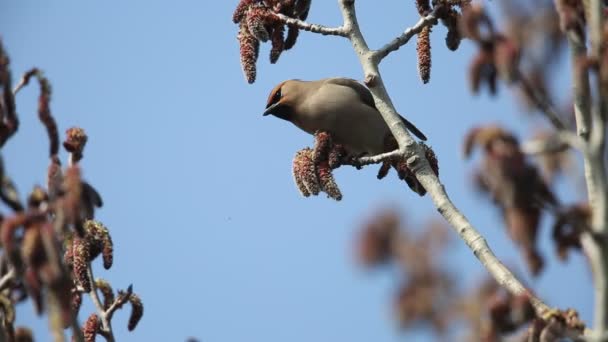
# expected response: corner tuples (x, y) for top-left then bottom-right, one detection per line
(373, 11), (438, 62)
(274, 13), (347, 36)
(580, 0), (608, 337)
(86, 265), (115, 342)
(520, 131), (587, 155)
(353, 149), (401, 166)
(336, 0), (553, 319)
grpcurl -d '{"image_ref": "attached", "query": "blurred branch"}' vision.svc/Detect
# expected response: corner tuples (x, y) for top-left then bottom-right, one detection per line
(520, 131), (586, 155)
(517, 71), (567, 130)
(577, 0), (608, 337)
(0, 268), (15, 291)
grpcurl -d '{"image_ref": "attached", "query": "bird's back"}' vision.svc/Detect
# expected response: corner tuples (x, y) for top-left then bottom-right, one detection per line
(300, 79), (391, 155)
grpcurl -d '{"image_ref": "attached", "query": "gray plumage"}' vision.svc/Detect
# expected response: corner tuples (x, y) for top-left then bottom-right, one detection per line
(263, 77), (426, 156)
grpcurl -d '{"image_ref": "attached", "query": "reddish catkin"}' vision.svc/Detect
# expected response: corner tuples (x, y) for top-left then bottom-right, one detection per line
(21, 227), (43, 268)
(245, 7), (270, 42)
(468, 52), (487, 94)
(294, 0), (311, 20)
(36, 74), (59, 157)
(442, 9), (461, 51)
(14, 327), (34, 342)
(71, 289), (82, 316)
(128, 293), (144, 331)
(376, 161), (391, 180)
(293, 148), (319, 196)
(357, 211), (399, 266)
(417, 26), (432, 84)
(82, 314), (100, 342)
(317, 161), (342, 201)
(72, 237), (91, 292)
(238, 25), (260, 84)
(270, 24), (285, 64)
(327, 144), (346, 169)
(415, 0), (431, 15)
(313, 131), (332, 163)
(232, 0), (257, 23)
(284, 26), (300, 50)
(84, 220), (114, 269)
(63, 127), (88, 162)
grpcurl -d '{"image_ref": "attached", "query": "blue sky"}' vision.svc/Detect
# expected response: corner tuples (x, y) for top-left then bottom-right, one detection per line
(0, 1), (592, 341)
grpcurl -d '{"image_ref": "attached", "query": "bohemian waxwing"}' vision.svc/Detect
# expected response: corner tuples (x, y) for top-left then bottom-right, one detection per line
(263, 77), (427, 156)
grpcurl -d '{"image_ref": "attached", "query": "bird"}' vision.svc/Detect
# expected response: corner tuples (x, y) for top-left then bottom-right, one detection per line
(263, 77), (427, 157)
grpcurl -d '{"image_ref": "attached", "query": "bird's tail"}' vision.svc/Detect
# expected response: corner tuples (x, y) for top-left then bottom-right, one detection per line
(400, 116), (427, 141)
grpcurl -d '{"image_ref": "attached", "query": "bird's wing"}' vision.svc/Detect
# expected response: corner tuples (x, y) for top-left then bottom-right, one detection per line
(324, 77), (377, 108)
(324, 78), (427, 141)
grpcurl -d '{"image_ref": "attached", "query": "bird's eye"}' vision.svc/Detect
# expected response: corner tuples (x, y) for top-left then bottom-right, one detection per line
(273, 89), (282, 102)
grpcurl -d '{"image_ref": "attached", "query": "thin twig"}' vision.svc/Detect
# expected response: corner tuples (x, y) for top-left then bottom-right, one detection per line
(274, 13), (347, 36)
(373, 10), (438, 61)
(581, 0), (608, 336)
(566, 31), (592, 139)
(12, 68), (38, 95)
(0, 268), (15, 291)
(86, 265), (115, 342)
(520, 131), (587, 155)
(352, 149), (402, 166)
(105, 285), (132, 322)
(517, 72), (567, 130)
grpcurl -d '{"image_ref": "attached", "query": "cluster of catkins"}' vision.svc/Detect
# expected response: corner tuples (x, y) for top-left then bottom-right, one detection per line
(464, 126), (556, 275)
(414, 0), (471, 84)
(0, 40), (143, 341)
(292, 131), (439, 201)
(462, 278), (585, 341)
(357, 209), (586, 340)
(464, 125), (592, 278)
(356, 210), (455, 332)
(233, 0), (311, 83)
(460, 5), (521, 95)
(292, 132), (344, 201)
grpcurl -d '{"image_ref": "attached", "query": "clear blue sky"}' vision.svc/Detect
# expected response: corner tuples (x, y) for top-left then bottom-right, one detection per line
(0, 1), (592, 341)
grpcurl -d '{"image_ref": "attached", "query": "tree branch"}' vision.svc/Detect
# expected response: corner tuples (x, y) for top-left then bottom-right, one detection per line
(517, 72), (567, 130)
(0, 268), (15, 291)
(336, 0), (554, 320)
(86, 265), (115, 342)
(372, 10), (438, 62)
(352, 149), (402, 166)
(274, 13), (347, 36)
(579, 0), (608, 336)
(520, 131), (585, 155)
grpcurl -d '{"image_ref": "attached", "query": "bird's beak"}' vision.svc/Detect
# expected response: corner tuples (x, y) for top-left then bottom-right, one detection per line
(263, 102), (280, 116)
